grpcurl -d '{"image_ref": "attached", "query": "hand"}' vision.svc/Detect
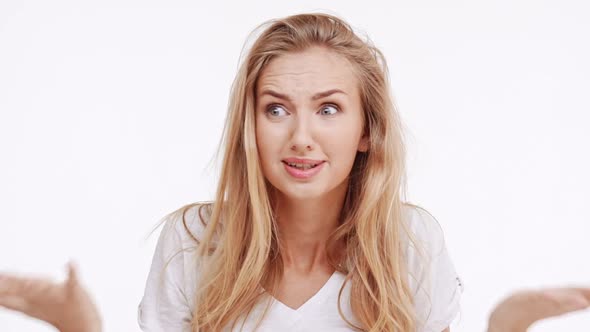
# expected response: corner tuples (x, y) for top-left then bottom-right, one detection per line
(487, 287), (590, 332)
(0, 262), (102, 332)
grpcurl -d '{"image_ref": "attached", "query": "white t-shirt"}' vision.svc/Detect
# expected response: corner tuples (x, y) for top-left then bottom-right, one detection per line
(138, 204), (463, 332)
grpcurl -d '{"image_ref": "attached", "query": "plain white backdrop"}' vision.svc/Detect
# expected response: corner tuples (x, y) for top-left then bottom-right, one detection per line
(1, 0), (589, 331)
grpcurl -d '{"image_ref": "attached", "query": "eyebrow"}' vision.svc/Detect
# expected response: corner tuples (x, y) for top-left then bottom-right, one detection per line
(258, 89), (347, 102)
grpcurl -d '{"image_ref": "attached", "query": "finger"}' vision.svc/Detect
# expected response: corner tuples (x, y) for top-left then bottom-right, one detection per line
(566, 287), (590, 308)
(0, 274), (56, 299)
(573, 287), (590, 302)
(66, 261), (79, 284)
(0, 274), (35, 296)
(540, 288), (590, 313)
(65, 261), (84, 293)
(0, 295), (30, 313)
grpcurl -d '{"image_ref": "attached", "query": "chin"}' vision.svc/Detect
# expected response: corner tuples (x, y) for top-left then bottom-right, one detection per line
(276, 184), (327, 201)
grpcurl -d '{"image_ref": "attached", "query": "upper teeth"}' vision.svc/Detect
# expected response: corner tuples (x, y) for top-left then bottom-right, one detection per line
(287, 162), (318, 169)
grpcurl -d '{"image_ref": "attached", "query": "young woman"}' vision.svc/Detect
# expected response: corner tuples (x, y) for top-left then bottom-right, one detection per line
(137, 13), (461, 332)
(1, 12), (588, 332)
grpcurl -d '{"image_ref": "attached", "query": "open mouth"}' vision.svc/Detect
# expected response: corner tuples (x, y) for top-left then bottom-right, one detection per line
(281, 160), (325, 179)
(282, 161), (322, 170)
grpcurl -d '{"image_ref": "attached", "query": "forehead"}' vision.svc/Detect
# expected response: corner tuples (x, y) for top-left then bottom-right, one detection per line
(256, 47), (359, 98)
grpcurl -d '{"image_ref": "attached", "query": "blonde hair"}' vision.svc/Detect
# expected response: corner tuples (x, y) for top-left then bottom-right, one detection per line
(181, 13), (417, 331)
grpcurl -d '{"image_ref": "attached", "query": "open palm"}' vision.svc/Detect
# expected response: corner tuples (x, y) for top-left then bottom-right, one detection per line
(0, 262), (102, 332)
(1, 263), (589, 332)
(488, 287), (590, 332)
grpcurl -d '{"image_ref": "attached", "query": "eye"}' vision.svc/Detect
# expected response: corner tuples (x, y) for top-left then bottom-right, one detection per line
(265, 104), (289, 117)
(319, 104), (340, 116)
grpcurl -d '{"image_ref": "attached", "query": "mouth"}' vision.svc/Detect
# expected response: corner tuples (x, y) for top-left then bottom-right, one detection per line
(281, 159), (326, 179)
(281, 161), (323, 170)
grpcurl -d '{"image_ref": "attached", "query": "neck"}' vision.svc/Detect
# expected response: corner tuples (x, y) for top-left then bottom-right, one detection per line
(274, 181), (348, 275)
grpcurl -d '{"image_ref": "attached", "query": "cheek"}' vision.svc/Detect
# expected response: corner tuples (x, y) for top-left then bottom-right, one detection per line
(320, 138), (359, 180)
(323, 122), (363, 155)
(326, 138), (359, 162)
(255, 122), (267, 157)
(255, 118), (282, 163)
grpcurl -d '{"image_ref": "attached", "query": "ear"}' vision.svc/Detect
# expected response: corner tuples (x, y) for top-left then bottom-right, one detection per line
(357, 134), (369, 152)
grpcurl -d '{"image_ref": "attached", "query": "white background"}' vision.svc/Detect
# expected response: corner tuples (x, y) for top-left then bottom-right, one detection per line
(1, 0), (589, 331)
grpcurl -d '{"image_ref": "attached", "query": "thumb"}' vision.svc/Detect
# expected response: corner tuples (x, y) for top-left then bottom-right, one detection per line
(65, 261), (81, 289)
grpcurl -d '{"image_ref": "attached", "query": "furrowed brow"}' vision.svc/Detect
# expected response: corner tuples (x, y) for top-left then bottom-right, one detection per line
(312, 89), (347, 100)
(258, 89), (346, 102)
(259, 90), (293, 103)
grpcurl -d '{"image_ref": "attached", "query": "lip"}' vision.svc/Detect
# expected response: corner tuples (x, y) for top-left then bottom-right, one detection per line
(282, 157), (325, 164)
(282, 160), (325, 179)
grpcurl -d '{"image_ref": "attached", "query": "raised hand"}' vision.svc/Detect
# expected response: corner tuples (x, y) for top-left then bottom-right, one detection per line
(0, 262), (102, 332)
(487, 287), (590, 332)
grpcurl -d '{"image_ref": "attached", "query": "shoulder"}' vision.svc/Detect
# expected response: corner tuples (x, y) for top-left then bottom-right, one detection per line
(401, 203), (463, 331)
(401, 203), (447, 257)
(138, 202), (215, 330)
(158, 202), (214, 249)
(146, 202), (214, 276)
(400, 202), (456, 290)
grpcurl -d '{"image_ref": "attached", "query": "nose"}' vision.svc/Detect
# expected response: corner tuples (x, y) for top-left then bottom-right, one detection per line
(289, 114), (314, 152)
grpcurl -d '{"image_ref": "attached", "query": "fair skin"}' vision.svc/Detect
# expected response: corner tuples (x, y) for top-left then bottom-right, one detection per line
(0, 262), (101, 332)
(1, 269), (588, 332)
(255, 46), (368, 311)
(254, 46), (448, 331)
(488, 287), (590, 332)
(2, 47), (589, 332)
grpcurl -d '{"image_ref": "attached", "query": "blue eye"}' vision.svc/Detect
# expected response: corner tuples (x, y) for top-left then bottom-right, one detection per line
(266, 104), (288, 117)
(320, 104), (339, 115)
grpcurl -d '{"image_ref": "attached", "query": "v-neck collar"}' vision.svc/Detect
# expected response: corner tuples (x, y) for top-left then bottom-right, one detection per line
(269, 271), (342, 319)
(236, 271), (350, 331)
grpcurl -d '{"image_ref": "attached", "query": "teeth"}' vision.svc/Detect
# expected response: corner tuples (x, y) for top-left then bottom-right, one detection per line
(287, 162), (317, 170)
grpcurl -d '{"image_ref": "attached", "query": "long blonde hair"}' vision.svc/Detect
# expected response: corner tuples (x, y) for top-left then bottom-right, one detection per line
(183, 13), (416, 331)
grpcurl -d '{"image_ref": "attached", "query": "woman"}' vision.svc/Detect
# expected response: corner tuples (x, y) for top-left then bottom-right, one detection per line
(1, 12), (588, 332)
(138, 13), (460, 331)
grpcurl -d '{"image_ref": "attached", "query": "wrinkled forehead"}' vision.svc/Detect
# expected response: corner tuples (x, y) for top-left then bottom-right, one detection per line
(255, 47), (360, 101)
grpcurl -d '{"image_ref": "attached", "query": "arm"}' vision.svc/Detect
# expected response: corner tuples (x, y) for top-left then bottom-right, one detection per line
(0, 262), (102, 332)
(487, 287), (590, 332)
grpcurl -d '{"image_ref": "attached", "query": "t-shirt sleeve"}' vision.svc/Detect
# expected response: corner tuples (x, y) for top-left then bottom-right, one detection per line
(138, 215), (195, 332)
(405, 206), (463, 332)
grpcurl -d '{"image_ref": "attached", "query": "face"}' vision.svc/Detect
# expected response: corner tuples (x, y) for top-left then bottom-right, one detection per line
(255, 46), (368, 202)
